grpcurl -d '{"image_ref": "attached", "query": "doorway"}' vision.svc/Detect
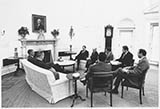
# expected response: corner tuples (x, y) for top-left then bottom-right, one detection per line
(115, 18), (135, 58)
(117, 30), (134, 57)
(149, 23), (159, 63)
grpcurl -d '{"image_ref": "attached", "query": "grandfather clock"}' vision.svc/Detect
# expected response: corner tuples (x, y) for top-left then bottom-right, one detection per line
(104, 25), (114, 50)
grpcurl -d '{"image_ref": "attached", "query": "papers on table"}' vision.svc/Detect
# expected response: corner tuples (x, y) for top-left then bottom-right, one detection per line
(110, 61), (122, 65)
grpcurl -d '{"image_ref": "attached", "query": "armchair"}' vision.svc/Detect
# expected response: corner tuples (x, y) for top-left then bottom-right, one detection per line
(86, 72), (113, 107)
(121, 68), (149, 104)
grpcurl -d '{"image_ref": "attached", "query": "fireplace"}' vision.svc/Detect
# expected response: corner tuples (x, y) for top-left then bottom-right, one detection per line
(19, 39), (58, 61)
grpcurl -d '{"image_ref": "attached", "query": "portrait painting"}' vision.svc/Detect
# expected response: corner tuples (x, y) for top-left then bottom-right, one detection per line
(32, 14), (47, 33)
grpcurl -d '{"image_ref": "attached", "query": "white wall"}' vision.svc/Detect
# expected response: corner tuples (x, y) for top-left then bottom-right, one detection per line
(0, 0), (159, 64)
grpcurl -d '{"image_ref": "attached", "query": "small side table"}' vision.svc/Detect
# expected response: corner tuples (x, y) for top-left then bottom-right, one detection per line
(67, 73), (86, 107)
(4, 57), (23, 76)
(66, 51), (77, 60)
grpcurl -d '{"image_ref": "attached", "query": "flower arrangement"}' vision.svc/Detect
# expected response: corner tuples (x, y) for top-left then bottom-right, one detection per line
(18, 27), (29, 39)
(51, 29), (59, 38)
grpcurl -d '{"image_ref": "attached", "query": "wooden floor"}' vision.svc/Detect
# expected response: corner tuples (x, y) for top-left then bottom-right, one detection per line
(1, 67), (159, 107)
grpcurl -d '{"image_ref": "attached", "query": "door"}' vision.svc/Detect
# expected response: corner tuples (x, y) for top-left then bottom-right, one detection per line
(150, 24), (159, 62)
(117, 30), (134, 58)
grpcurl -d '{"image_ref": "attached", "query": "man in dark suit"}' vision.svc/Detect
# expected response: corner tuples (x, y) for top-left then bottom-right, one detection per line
(74, 45), (89, 70)
(27, 49), (37, 63)
(85, 48), (98, 71)
(81, 52), (112, 85)
(111, 49), (150, 94)
(32, 51), (60, 80)
(116, 46), (133, 67)
(105, 48), (114, 63)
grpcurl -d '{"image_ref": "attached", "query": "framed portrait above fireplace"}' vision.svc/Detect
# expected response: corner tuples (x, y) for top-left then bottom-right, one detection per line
(32, 14), (47, 33)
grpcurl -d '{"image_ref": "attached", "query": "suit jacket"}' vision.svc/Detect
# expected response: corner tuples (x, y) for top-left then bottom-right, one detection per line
(127, 57), (150, 87)
(105, 52), (114, 63)
(86, 61), (112, 80)
(28, 57), (51, 70)
(129, 57), (149, 76)
(90, 51), (98, 63)
(117, 51), (133, 67)
(76, 50), (89, 60)
(27, 56), (37, 64)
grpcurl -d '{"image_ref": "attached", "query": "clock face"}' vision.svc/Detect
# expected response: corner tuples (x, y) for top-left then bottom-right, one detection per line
(106, 29), (111, 36)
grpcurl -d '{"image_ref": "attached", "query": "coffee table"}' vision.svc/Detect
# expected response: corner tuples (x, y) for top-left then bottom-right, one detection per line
(67, 72), (86, 107)
(54, 60), (76, 73)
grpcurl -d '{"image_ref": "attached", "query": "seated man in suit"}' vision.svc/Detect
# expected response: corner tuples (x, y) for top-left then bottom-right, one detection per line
(81, 52), (112, 85)
(74, 45), (89, 70)
(31, 51), (59, 80)
(28, 49), (64, 73)
(111, 49), (150, 94)
(105, 48), (114, 63)
(27, 49), (37, 63)
(116, 45), (133, 67)
(85, 48), (98, 72)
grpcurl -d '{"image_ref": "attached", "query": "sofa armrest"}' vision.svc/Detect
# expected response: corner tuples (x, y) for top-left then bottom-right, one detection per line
(50, 73), (70, 86)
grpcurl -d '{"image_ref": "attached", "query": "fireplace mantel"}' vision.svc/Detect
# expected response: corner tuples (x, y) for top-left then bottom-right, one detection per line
(19, 39), (57, 45)
(19, 39), (58, 61)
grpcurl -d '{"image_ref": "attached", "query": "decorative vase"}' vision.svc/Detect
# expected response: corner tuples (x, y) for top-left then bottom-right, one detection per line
(14, 48), (18, 58)
(20, 34), (26, 39)
(53, 35), (57, 39)
(69, 39), (73, 52)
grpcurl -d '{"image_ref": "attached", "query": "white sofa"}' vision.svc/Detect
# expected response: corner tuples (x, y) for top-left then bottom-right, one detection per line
(21, 59), (74, 104)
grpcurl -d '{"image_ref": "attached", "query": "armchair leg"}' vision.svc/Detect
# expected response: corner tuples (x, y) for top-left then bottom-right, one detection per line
(86, 85), (88, 98)
(121, 86), (124, 98)
(142, 87), (145, 96)
(104, 92), (107, 96)
(126, 87), (128, 90)
(110, 91), (112, 106)
(139, 89), (142, 104)
(91, 92), (93, 107)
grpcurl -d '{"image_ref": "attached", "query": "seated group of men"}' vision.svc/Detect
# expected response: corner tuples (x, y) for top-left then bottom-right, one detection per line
(26, 45), (149, 94)
(74, 45), (132, 71)
(74, 45), (113, 71)
(76, 45), (149, 94)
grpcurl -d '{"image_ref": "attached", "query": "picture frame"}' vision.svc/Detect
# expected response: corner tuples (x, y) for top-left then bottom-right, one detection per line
(32, 14), (47, 33)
